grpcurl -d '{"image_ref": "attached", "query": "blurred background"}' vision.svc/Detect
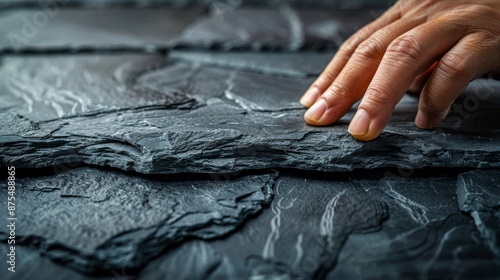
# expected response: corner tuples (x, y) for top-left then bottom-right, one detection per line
(1, 0), (393, 10)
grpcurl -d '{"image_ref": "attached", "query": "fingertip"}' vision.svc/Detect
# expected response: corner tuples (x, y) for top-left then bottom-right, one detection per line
(348, 108), (389, 141)
(348, 109), (370, 137)
(304, 99), (327, 124)
(415, 109), (445, 130)
(300, 87), (321, 108)
(415, 110), (430, 129)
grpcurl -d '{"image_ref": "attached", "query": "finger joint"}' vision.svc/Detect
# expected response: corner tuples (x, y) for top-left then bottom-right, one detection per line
(439, 52), (470, 80)
(386, 35), (423, 63)
(354, 37), (387, 61)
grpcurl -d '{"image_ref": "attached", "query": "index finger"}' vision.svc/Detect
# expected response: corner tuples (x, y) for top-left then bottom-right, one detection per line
(299, 6), (402, 107)
(348, 17), (469, 141)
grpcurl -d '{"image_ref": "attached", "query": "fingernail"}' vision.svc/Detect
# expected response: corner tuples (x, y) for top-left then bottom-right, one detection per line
(300, 87), (320, 107)
(415, 110), (430, 129)
(305, 99), (327, 121)
(348, 109), (371, 136)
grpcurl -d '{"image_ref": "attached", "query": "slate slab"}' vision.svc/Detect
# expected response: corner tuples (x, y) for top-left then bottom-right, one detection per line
(138, 171), (389, 279)
(329, 171), (500, 279)
(1, 54), (500, 174)
(176, 8), (372, 50)
(0, 167), (277, 273)
(457, 169), (500, 258)
(0, 244), (109, 280)
(0, 8), (204, 53)
(138, 170), (500, 279)
(170, 50), (332, 77)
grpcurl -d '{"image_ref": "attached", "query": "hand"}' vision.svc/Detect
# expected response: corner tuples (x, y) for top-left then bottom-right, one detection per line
(300, 0), (500, 141)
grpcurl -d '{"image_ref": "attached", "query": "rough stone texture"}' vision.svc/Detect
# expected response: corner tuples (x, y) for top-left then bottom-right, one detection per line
(137, 171), (500, 279)
(1, 54), (500, 174)
(457, 169), (500, 259)
(0, 8), (204, 53)
(0, 167), (277, 273)
(329, 172), (500, 279)
(0, 244), (109, 280)
(176, 8), (372, 50)
(170, 50), (332, 77)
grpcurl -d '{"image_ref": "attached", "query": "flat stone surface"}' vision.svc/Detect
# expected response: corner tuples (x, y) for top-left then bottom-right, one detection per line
(1, 54), (500, 174)
(0, 167), (276, 273)
(176, 8), (372, 50)
(0, 8), (204, 52)
(170, 50), (332, 77)
(137, 170), (500, 279)
(457, 169), (500, 258)
(1, 244), (110, 280)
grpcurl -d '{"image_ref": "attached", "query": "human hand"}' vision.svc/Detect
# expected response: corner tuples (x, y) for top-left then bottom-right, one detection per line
(300, 0), (500, 141)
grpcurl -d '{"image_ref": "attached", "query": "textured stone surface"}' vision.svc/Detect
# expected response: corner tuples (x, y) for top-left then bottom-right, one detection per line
(176, 8), (372, 50)
(170, 50), (332, 77)
(137, 170), (500, 279)
(457, 169), (500, 258)
(329, 171), (500, 279)
(1, 54), (500, 174)
(1, 244), (109, 280)
(0, 8), (204, 52)
(0, 167), (276, 273)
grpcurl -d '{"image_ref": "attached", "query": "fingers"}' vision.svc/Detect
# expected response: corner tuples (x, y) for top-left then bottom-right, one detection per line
(408, 62), (438, 94)
(416, 34), (500, 129)
(349, 18), (468, 141)
(299, 7), (401, 108)
(304, 18), (423, 126)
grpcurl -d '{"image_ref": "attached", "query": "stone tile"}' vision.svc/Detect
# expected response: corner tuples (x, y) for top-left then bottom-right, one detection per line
(0, 8), (204, 52)
(170, 50), (332, 77)
(137, 170), (500, 279)
(176, 8), (373, 50)
(0, 167), (276, 273)
(457, 169), (500, 258)
(1, 54), (500, 173)
(0, 244), (109, 280)
(328, 171), (500, 279)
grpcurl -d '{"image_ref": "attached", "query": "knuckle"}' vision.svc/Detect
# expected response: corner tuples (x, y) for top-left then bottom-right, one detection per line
(340, 36), (364, 55)
(422, 98), (446, 117)
(363, 87), (392, 108)
(323, 83), (349, 105)
(318, 71), (336, 84)
(439, 52), (470, 80)
(354, 37), (386, 61)
(386, 35), (423, 62)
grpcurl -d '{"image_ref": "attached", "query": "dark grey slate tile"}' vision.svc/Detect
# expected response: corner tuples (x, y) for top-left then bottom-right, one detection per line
(0, 8), (204, 52)
(137, 171), (500, 279)
(138, 171), (389, 279)
(176, 8), (373, 50)
(177, 8), (292, 50)
(170, 50), (332, 77)
(297, 9), (372, 48)
(1, 54), (500, 174)
(0, 167), (277, 273)
(0, 54), (195, 121)
(457, 169), (500, 258)
(0, 244), (111, 280)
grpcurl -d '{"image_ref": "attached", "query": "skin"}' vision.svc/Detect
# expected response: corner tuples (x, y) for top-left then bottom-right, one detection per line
(300, 0), (500, 141)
